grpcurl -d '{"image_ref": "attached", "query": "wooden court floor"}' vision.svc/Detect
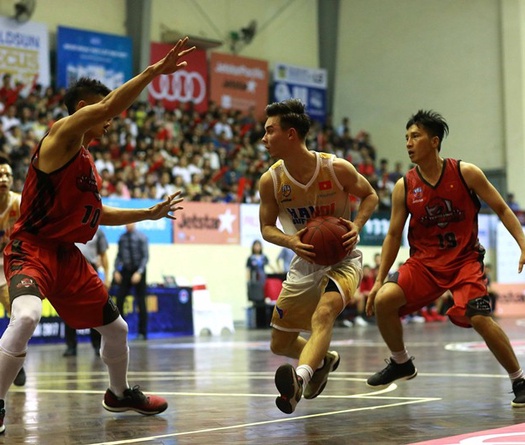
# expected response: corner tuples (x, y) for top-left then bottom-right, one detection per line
(1, 317), (525, 445)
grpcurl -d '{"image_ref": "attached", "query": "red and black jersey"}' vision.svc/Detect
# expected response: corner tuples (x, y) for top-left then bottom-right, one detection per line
(404, 158), (483, 274)
(11, 142), (102, 244)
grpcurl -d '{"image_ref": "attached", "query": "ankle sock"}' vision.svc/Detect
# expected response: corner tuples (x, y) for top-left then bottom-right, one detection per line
(509, 368), (524, 382)
(296, 365), (314, 388)
(391, 349), (410, 364)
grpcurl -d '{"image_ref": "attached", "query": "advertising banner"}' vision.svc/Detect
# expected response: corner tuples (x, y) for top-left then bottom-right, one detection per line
(0, 17), (50, 88)
(101, 198), (172, 244)
(491, 283), (525, 317)
(240, 203), (284, 249)
(173, 202), (240, 244)
(209, 52), (268, 120)
(360, 212), (391, 246)
(148, 42), (208, 113)
(273, 62), (327, 122)
(56, 26), (132, 89)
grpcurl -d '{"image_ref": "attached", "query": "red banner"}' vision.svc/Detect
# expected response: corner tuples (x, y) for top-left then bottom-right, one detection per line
(209, 52), (268, 120)
(148, 43), (208, 113)
(173, 202), (240, 244)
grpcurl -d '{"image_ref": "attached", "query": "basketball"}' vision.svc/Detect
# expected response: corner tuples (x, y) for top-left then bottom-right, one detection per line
(301, 216), (348, 266)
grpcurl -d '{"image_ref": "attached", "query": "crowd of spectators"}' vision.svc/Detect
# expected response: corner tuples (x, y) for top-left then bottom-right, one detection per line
(0, 74), (403, 211)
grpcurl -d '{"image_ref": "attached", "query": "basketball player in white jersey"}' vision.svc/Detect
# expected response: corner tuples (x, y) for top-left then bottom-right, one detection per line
(259, 99), (378, 414)
(0, 158), (25, 386)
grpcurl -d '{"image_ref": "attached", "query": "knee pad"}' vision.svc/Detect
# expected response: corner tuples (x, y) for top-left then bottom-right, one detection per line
(466, 295), (492, 318)
(0, 295), (42, 355)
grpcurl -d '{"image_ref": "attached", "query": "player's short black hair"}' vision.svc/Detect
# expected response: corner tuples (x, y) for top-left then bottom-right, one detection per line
(63, 78), (111, 115)
(406, 110), (449, 151)
(265, 98), (311, 140)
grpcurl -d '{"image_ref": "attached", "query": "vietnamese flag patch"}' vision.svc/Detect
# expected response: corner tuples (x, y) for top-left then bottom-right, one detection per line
(319, 180), (332, 190)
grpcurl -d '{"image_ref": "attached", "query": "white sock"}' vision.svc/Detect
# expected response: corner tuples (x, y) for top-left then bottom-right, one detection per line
(296, 365), (314, 387)
(509, 368), (524, 382)
(391, 349), (410, 364)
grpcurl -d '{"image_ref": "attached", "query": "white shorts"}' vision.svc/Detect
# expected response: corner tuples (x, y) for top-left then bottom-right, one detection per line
(271, 249), (363, 332)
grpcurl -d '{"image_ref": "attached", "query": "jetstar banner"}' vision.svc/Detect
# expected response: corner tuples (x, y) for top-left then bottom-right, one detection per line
(148, 42), (208, 113)
(173, 202), (240, 244)
(209, 52), (268, 120)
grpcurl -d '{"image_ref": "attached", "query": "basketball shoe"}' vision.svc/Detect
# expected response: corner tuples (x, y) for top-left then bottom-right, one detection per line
(304, 351), (340, 399)
(275, 364), (303, 414)
(102, 386), (168, 415)
(0, 400), (5, 434)
(512, 378), (525, 408)
(367, 357), (417, 388)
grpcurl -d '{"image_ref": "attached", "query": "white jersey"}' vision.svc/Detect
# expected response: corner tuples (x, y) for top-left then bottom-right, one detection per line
(269, 151), (351, 234)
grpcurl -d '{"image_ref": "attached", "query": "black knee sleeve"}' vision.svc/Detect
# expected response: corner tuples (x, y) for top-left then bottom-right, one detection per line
(103, 297), (120, 325)
(466, 295), (492, 318)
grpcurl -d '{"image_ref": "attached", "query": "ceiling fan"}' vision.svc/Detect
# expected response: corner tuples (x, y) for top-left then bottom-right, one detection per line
(13, 0), (36, 23)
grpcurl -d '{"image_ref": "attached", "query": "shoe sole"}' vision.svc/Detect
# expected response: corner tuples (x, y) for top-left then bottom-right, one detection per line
(366, 369), (418, 389)
(102, 401), (167, 416)
(304, 352), (341, 400)
(511, 400), (525, 408)
(275, 364), (300, 414)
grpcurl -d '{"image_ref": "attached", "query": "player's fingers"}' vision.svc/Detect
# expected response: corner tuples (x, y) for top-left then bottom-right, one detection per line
(179, 46), (196, 57)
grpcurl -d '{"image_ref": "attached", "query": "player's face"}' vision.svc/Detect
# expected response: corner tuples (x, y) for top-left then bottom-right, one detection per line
(0, 164), (13, 194)
(405, 124), (439, 164)
(262, 116), (289, 158)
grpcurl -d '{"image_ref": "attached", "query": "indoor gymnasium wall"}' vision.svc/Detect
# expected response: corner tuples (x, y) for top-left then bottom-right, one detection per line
(334, 0), (505, 173)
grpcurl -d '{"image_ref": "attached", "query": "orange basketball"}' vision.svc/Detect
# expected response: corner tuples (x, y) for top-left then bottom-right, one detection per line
(301, 216), (348, 266)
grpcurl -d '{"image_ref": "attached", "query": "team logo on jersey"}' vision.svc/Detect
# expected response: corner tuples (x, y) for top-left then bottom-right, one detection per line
(16, 277), (36, 289)
(319, 180), (332, 190)
(420, 198), (464, 228)
(412, 187), (423, 200)
(275, 304), (286, 319)
(281, 184), (291, 198)
(411, 187), (424, 204)
(76, 169), (101, 201)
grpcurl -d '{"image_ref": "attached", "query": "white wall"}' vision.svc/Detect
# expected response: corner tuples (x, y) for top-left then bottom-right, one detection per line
(0, 0), (128, 40)
(151, 0), (320, 69)
(335, 0), (505, 172)
(106, 242), (410, 323)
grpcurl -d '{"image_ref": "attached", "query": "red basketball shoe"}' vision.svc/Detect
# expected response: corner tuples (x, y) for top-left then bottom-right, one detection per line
(102, 386), (168, 415)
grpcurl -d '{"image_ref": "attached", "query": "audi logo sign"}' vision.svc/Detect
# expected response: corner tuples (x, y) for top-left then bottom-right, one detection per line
(148, 70), (206, 104)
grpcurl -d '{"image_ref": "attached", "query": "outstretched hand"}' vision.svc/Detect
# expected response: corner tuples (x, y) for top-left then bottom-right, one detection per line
(154, 37), (196, 76)
(149, 191), (184, 221)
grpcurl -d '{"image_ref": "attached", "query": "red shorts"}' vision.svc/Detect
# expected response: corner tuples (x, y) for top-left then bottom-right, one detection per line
(391, 257), (487, 328)
(4, 238), (113, 329)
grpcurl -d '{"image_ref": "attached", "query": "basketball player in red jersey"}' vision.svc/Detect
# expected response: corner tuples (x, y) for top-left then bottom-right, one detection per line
(259, 99), (378, 414)
(366, 110), (525, 407)
(0, 38), (195, 434)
